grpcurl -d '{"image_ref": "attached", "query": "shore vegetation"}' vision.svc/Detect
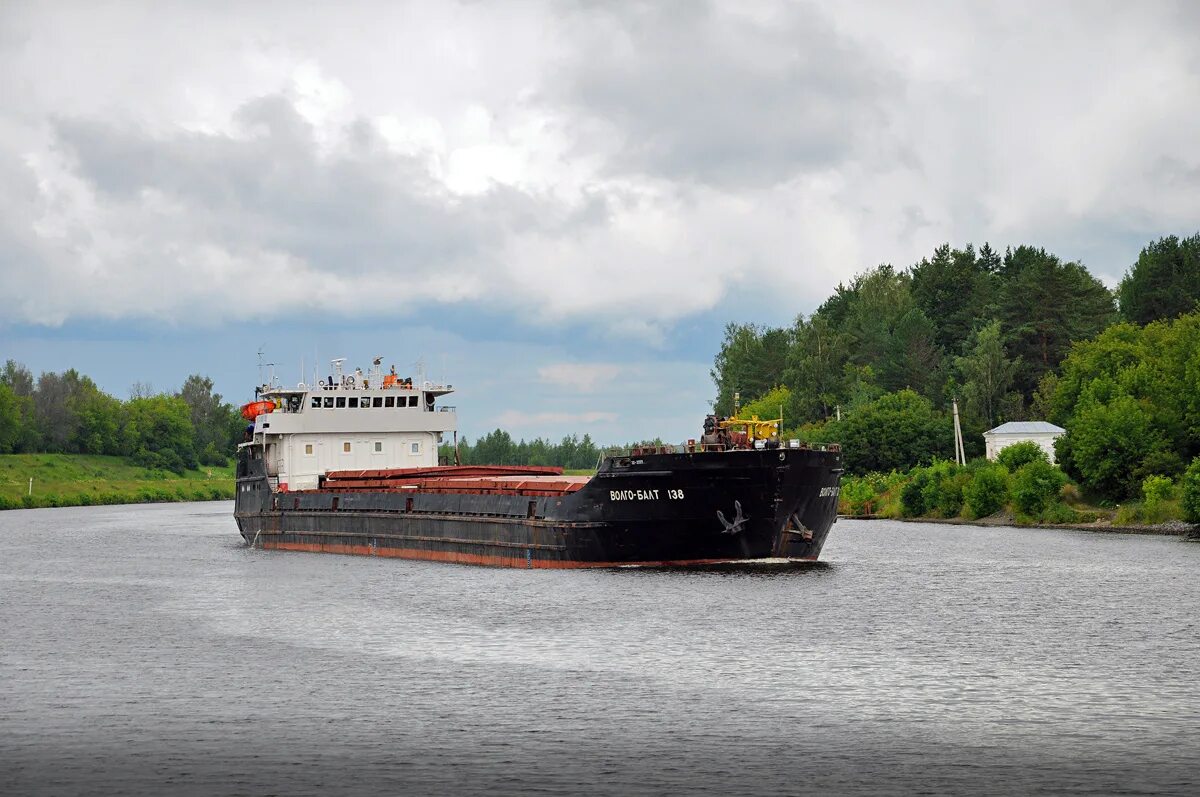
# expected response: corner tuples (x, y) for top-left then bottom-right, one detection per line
(709, 232), (1200, 528)
(0, 453), (234, 510)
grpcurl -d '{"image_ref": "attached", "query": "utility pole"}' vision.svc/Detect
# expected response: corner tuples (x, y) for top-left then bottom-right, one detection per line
(952, 399), (966, 465)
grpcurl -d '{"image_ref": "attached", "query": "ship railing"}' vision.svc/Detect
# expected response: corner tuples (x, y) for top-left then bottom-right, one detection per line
(628, 441), (842, 455)
(597, 440), (842, 464)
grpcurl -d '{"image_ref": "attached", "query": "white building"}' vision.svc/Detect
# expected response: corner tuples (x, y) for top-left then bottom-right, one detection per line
(983, 421), (1065, 464)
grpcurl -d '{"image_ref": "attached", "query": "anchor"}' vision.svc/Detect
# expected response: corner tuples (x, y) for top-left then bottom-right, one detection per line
(717, 500), (748, 534)
(787, 512), (814, 541)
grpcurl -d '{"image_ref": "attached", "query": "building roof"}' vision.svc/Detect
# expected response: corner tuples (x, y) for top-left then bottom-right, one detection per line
(984, 421), (1065, 436)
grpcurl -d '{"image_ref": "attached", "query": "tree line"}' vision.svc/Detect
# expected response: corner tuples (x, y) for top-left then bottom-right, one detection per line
(0, 359), (651, 476)
(438, 429), (670, 471)
(0, 362), (244, 474)
(712, 233), (1200, 502)
(438, 430), (603, 470)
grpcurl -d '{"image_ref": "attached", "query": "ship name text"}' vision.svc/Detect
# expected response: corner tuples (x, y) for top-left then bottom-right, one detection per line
(610, 489), (686, 501)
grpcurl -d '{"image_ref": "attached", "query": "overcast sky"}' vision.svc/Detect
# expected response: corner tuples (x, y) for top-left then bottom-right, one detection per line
(2, 0), (1198, 443)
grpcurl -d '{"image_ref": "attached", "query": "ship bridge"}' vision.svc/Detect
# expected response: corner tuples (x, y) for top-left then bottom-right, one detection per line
(240, 357), (457, 492)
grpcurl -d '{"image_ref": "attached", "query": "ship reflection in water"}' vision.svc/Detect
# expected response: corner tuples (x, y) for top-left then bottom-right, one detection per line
(2, 503), (1199, 796)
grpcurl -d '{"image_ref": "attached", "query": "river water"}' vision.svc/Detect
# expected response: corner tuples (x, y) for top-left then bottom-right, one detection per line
(1, 503), (1198, 795)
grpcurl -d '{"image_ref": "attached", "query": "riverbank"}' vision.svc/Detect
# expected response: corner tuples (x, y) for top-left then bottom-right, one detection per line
(0, 454), (234, 510)
(839, 513), (1199, 537)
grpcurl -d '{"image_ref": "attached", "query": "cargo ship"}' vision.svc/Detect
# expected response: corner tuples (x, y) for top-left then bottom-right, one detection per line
(234, 358), (843, 568)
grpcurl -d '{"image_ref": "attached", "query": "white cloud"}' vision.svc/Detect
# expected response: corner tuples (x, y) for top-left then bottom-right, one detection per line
(537, 363), (622, 393)
(2, 0), (1198, 337)
(493, 410), (618, 429)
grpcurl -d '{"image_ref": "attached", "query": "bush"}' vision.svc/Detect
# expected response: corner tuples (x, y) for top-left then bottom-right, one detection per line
(920, 461), (968, 518)
(1040, 502), (1077, 524)
(839, 476), (879, 516)
(1182, 458), (1200, 524)
(199, 442), (228, 467)
(996, 441), (1049, 471)
(963, 464), (1009, 519)
(131, 445), (190, 476)
(1142, 475), (1175, 505)
(1011, 460), (1068, 516)
(1133, 449), (1184, 484)
(900, 468), (932, 517)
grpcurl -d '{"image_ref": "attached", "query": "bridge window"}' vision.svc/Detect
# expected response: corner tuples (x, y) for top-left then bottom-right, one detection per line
(373, 397), (383, 408)
(385, 396), (395, 408)
(311, 397), (321, 409)
(361, 399), (370, 409)
(336, 397), (346, 408)
(323, 396), (333, 408)
(348, 397), (359, 408)
(408, 395), (418, 407)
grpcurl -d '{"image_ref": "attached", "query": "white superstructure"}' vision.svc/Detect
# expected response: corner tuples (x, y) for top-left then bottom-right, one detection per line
(243, 358), (457, 491)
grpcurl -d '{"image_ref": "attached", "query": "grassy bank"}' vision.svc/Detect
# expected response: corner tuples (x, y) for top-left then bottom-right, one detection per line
(837, 460), (1198, 534)
(0, 454), (234, 510)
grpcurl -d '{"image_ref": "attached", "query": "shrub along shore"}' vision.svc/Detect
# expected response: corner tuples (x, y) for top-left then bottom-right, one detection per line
(0, 454), (234, 511)
(838, 441), (1200, 536)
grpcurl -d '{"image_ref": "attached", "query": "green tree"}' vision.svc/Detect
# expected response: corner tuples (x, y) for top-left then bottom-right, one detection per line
(998, 246), (1116, 399)
(0, 377), (37, 453)
(1117, 233), (1200, 325)
(740, 385), (790, 424)
(899, 468), (932, 517)
(0, 383), (22, 453)
(783, 313), (850, 423)
(472, 429), (516, 465)
(910, 243), (999, 354)
(996, 440), (1048, 471)
(72, 388), (123, 454)
(1181, 458), (1200, 524)
(120, 395), (197, 473)
(837, 265), (917, 369)
(879, 307), (943, 396)
(177, 374), (243, 463)
(711, 323), (791, 415)
(963, 464), (1009, 518)
(1050, 312), (1200, 497)
(1010, 460), (1067, 517)
(32, 370), (86, 452)
(1063, 391), (1165, 499)
(955, 320), (1020, 428)
(918, 460), (969, 517)
(815, 389), (954, 475)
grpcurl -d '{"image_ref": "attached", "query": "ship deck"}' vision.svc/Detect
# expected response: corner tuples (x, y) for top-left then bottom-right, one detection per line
(315, 465), (589, 497)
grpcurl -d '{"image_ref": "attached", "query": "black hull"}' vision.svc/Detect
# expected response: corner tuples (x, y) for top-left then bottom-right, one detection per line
(234, 448), (843, 568)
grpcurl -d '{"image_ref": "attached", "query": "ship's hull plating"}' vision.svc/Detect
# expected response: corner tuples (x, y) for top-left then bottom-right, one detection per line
(234, 447), (843, 568)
